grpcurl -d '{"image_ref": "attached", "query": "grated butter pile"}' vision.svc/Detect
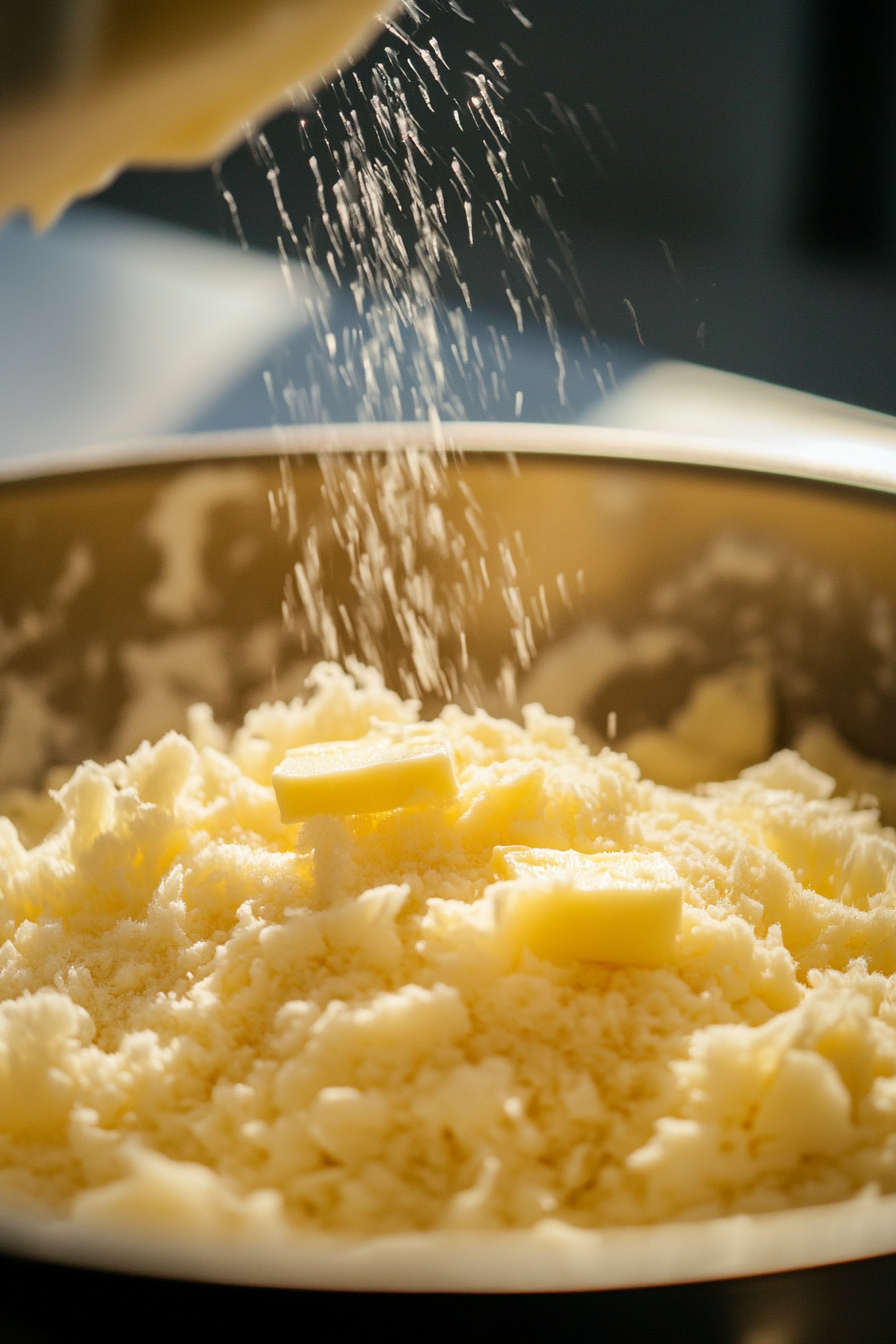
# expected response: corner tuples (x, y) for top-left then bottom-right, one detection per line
(2, 660), (896, 1239)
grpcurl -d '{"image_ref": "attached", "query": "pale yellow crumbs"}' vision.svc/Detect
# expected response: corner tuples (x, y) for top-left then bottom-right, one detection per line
(2, 661), (896, 1239)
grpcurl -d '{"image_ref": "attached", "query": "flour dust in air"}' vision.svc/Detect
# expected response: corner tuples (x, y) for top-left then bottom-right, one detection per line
(233, 1), (594, 708)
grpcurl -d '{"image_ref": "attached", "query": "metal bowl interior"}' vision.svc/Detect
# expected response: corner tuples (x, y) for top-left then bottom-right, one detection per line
(2, 422), (895, 786)
(1, 422), (896, 1296)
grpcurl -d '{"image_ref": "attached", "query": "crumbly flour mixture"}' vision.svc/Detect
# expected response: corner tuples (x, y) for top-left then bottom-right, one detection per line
(2, 661), (896, 1238)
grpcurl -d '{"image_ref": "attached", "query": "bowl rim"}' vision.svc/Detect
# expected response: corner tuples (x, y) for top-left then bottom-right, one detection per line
(1, 1191), (896, 1293)
(1, 420), (896, 1293)
(0, 420), (894, 498)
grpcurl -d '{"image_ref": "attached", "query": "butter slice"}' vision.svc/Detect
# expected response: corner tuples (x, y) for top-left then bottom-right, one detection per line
(492, 848), (683, 966)
(273, 739), (457, 822)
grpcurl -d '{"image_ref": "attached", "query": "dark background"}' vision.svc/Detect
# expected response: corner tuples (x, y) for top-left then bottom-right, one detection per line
(1, 1246), (896, 1344)
(98, 0), (896, 415)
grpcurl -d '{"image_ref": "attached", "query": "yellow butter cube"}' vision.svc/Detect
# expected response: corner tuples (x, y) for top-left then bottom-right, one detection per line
(491, 847), (683, 966)
(272, 738), (458, 822)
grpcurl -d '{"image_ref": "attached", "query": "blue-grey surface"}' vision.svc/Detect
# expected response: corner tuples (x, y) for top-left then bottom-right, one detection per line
(188, 280), (649, 434)
(0, 208), (650, 460)
(0, 209), (301, 458)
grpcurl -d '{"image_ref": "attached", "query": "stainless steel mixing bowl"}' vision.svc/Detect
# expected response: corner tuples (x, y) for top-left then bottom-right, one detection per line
(0, 422), (895, 1341)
